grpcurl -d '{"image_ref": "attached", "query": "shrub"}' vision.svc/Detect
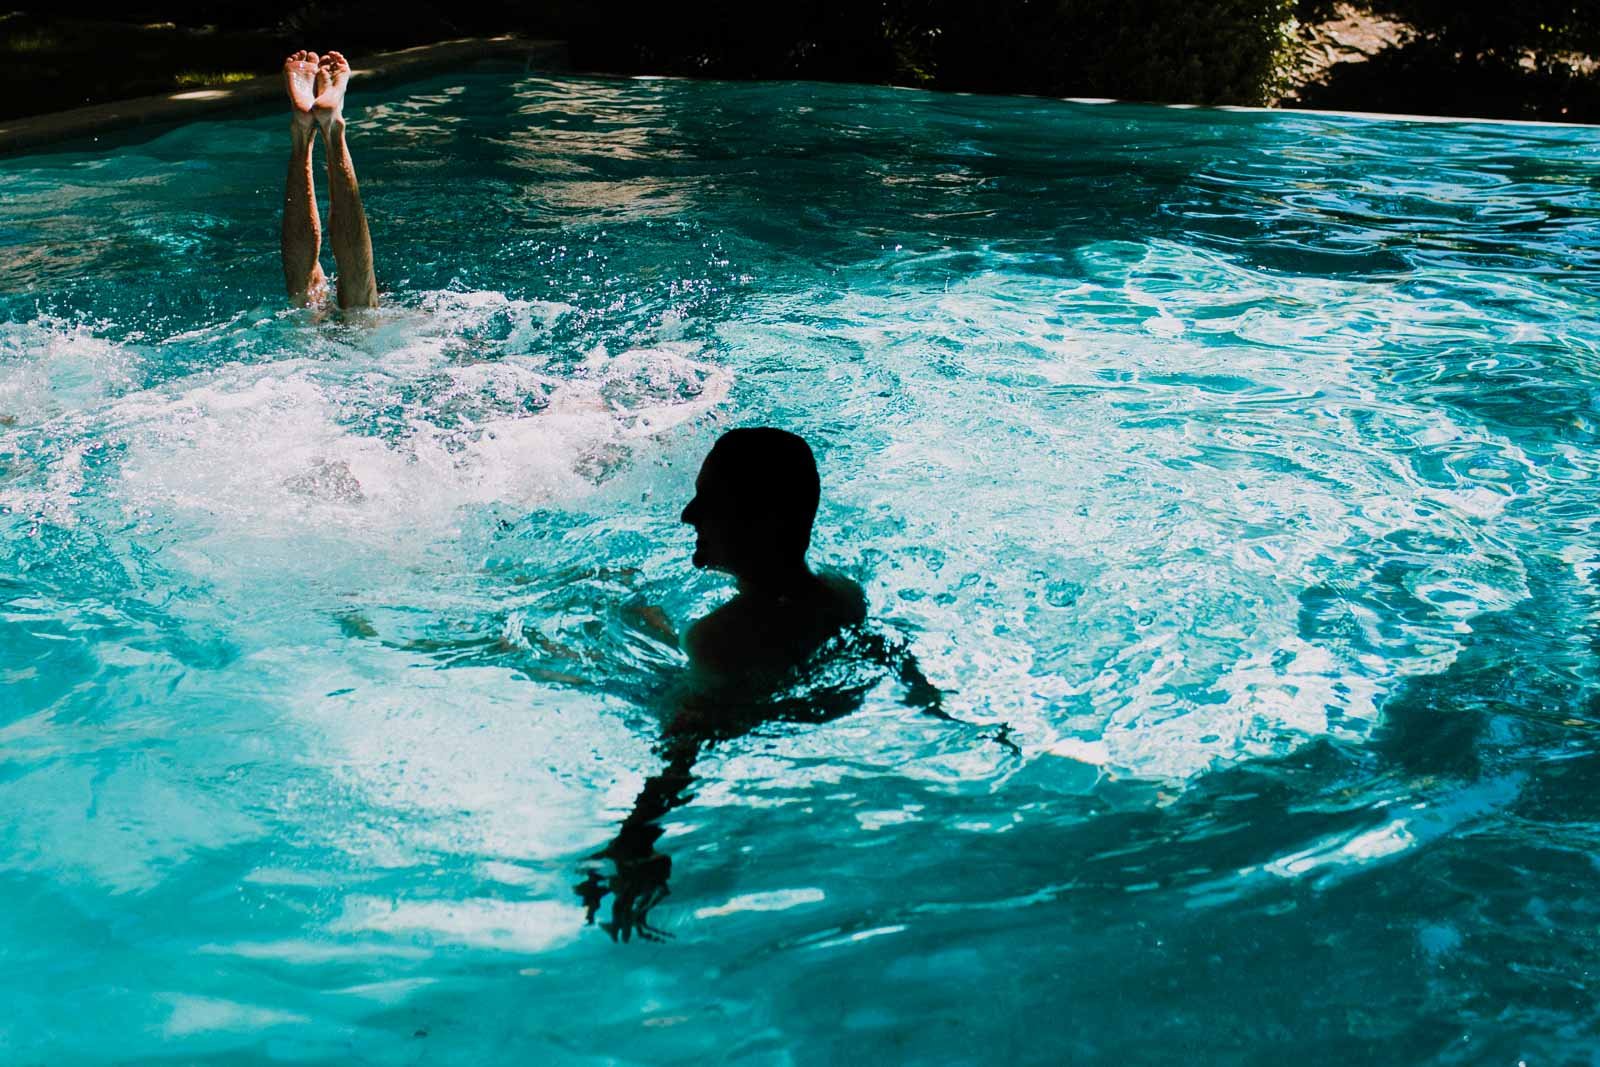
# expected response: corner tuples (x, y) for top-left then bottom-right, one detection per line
(1328, 0), (1600, 121)
(1372, 0), (1600, 61)
(570, 0), (1303, 106)
(927, 0), (1301, 104)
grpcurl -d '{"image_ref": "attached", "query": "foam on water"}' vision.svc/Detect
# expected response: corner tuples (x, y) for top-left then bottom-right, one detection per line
(109, 340), (724, 532)
(0, 293), (727, 904)
(3, 294), (728, 553)
(720, 241), (1545, 780)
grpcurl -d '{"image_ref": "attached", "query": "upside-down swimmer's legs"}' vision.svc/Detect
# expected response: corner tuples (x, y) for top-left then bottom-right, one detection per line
(281, 51), (326, 305)
(314, 51), (378, 310)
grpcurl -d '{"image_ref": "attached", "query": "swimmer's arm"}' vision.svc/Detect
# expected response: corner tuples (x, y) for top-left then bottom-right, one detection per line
(854, 629), (951, 718)
(896, 649), (954, 719)
(864, 630), (1021, 754)
(585, 731), (699, 942)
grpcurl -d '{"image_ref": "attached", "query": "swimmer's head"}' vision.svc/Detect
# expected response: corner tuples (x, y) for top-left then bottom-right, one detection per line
(681, 427), (821, 581)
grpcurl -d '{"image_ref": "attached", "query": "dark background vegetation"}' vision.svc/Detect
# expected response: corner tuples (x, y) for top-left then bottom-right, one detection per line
(2, 0), (1597, 122)
(1296, 0), (1600, 120)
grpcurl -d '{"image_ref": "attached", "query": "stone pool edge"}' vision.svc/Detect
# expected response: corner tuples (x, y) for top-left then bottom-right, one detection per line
(0, 36), (569, 155)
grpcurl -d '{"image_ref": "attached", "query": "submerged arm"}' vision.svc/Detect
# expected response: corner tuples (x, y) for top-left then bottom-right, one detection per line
(858, 629), (1022, 755)
(580, 730), (701, 943)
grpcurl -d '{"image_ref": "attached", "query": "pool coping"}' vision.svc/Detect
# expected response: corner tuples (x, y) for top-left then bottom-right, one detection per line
(0, 35), (569, 155)
(1079, 97), (1598, 130)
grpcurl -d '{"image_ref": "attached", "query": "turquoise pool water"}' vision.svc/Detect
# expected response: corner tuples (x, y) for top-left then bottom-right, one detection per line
(2, 69), (1599, 1063)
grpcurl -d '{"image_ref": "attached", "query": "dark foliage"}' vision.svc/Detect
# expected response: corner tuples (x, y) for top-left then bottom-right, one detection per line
(5, 0), (1598, 121)
(1293, 0), (1343, 25)
(1373, 0), (1600, 58)
(1299, 0), (1600, 121)
(569, 0), (1300, 105)
(9, 0), (535, 35)
(279, 0), (540, 47)
(12, 0), (278, 30)
(1297, 36), (1600, 122)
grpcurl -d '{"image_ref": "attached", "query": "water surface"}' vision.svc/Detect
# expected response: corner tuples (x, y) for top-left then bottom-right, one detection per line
(2, 71), (1599, 1064)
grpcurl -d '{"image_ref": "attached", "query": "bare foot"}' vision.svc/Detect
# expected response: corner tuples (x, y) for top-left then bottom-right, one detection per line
(313, 51), (351, 132)
(283, 50), (319, 130)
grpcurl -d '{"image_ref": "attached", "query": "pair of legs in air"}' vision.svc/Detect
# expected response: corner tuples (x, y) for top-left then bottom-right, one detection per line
(281, 51), (378, 309)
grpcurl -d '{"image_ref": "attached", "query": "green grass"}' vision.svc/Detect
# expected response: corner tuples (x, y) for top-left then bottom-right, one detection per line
(173, 70), (258, 88)
(3, 30), (58, 53)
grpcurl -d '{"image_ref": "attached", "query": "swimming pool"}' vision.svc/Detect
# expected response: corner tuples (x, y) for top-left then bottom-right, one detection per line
(2, 68), (1598, 1063)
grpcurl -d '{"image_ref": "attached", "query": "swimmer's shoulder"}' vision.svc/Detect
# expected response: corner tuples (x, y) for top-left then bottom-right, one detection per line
(683, 601), (741, 673)
(682, 571), (865, 677)
(683, 597), (780, 681)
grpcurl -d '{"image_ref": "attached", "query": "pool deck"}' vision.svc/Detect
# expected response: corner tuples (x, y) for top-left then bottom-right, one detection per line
(0, 36), (569, 155)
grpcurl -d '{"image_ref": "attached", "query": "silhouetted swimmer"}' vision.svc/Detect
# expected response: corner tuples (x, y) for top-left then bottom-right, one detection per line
(675, 429), (985, 735)
(578, 428), (1011, 942)
(676, 427), (866, 701)
(581, 428), (864, 940)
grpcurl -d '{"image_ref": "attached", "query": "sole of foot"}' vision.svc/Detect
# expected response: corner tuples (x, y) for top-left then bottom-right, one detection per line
(284, 50), (319, 130)
(313, 50), (352, 132)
